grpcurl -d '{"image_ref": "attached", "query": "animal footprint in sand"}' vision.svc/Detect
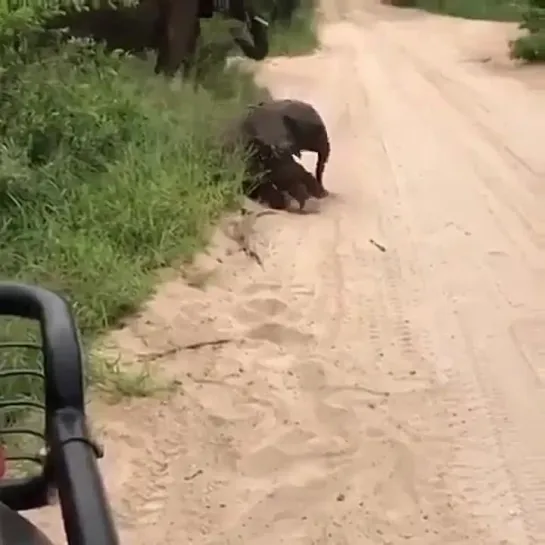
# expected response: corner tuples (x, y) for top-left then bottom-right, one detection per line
(236, 278), (289, 322)
(237, 295), (312, 344)
(235, 296), (289, 324)
(246, 322), (314, 346)
(237, 283), (313, 344)
(241, 281), (282, 296)
(246, 297), (289, 316)
(241, 281), (314, 298)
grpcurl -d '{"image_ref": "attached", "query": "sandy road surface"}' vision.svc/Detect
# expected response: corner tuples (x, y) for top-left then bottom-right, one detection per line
(28, 1), (545, 543)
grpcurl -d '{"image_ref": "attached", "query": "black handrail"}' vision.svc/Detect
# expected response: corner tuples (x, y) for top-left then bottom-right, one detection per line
(49, 408), (118, 545)
(0, 283), (84, 413)
(0, 282), (119, 545)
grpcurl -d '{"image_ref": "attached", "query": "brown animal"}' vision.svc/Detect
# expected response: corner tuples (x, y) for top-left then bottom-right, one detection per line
(245, 99), (331, 197)
(251, 180), (289, 210)
(266, 157), (322, 210)
(220, 119), (290, 208)
(247, 156), (322, 212)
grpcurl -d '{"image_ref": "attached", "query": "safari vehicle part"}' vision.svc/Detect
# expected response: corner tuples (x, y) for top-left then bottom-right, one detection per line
(0, 282), (119, 545)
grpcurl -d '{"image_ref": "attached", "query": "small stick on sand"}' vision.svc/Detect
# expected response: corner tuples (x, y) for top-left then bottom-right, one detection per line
(137, 339), (236, 363)
(369, 239), (387, 252)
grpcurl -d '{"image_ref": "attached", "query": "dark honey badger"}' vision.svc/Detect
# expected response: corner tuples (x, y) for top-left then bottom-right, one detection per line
(246, 99), (331, 197)
(253, 156), (323, 211)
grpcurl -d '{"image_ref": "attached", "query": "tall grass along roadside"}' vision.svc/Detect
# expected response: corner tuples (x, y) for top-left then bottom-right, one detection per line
(256, 0), (318, 55)
(0, 17), (248, 416)
(0, 0), (318, 422)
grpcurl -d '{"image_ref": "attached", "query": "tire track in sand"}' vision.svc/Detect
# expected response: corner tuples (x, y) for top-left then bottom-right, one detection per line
(352, 7), (545, 542)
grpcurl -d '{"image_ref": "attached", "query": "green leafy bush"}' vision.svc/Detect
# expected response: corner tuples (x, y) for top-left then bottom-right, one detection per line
(520, 6), (545, 33)
(511, 0), (545, 61)
(510, 28), (545, 60)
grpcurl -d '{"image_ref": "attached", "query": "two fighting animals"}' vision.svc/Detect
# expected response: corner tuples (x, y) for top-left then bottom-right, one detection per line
(225, 98), (331, 212)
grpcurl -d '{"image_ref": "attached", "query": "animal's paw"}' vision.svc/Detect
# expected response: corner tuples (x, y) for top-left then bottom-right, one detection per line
(318, 188), (329, 198)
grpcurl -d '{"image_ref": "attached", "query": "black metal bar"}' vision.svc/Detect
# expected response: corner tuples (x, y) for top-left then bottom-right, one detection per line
(4, 455), (43, 465)
(0, 429), (45, 440)
(0, 282), (119, 544)
(0, 342), (42, 350)
(49, 408), (119, 545)
(0, 283), (85, 413)
(0, 401), (45, 411)
(0, 370), (44, 380)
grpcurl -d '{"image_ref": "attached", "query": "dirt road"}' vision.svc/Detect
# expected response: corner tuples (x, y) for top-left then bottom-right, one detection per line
(28, 1), (545, 543)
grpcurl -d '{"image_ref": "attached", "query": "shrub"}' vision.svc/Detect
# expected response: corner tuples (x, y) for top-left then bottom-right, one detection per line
(520, 6), (545, 33)
(511, 1), (545, 61)
(510, 29), (545, 60)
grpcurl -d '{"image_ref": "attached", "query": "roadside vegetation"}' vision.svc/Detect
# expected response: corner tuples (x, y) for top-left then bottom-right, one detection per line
(511, 2), (545, 61)
(387, 0), (545, 62)
(0, 0), (317, 417)
(260, 0), (319, 55)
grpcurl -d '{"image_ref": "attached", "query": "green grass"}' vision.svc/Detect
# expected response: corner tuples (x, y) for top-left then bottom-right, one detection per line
(247, 0), (318, 55)
(0, 33), (249, 444)
(511, 3), (545, 61)
(510, 25), (545, 60)
(0, 43), (248, 335)
(268, 0), (318, 56)
(0, 0), (318, 454)
(407, 0), (524, 21)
